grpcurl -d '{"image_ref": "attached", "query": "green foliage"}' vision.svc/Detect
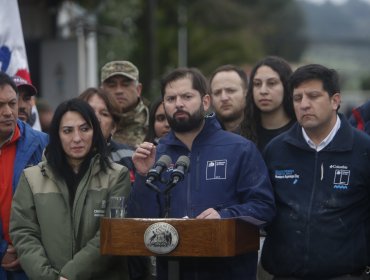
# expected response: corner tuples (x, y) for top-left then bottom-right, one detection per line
(95, 0), (143, 68)
(361, 75), (370, 90)
(259, 0), (307, 61)
(88, 0), (307, 99)
(186, 0), (263, 74)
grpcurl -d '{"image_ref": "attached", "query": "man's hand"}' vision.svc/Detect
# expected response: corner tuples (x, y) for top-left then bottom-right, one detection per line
(132, 142), (156, 176)
(196, 208), (221, 219)
(1, 244), (22, 271)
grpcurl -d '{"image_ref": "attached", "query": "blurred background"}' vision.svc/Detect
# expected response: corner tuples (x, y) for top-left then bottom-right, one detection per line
(18, 0), (370, 114)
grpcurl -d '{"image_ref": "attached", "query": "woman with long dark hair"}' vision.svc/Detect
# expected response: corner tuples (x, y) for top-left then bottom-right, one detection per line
(241, 56), (296, 151)
(10, 98), (130, 280)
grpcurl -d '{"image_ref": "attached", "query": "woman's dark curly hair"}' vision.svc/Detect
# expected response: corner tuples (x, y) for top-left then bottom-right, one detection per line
(241, 56), (295, 143)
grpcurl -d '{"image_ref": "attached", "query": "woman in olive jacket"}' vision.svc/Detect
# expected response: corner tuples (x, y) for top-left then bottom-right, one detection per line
(10, 99), (131, 280)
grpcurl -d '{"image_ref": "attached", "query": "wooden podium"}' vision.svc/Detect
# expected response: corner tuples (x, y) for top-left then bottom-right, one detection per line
(100, 218), (259, 257)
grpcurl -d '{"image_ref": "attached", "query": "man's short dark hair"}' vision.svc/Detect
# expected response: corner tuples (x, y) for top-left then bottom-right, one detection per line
(160, 67), (209, 98)
(209, 64), (248, 90)
(289, 64), (340, 97)
(0, 71), (18, 94)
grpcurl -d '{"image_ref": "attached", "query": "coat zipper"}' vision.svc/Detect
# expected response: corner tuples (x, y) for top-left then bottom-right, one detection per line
(304, 151), (319, 274)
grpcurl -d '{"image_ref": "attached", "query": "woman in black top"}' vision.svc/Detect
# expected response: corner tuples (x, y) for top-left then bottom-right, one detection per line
(241, 56), (296, 151)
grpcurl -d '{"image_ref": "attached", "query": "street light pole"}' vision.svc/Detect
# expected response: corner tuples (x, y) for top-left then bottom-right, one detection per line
(178, 0), (187, 67)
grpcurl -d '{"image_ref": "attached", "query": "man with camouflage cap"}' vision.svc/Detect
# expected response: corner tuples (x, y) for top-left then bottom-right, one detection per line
(101, 60), (149, 147)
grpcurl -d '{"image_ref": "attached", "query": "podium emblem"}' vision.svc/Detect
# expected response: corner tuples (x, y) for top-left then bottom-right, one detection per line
(144, 222), (179, 254)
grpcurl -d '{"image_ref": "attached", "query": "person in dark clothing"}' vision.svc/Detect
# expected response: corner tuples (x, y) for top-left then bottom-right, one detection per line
(209, 64), (248, 134)
(241, 56), (296, 152)
(128, 67), (275, 280)
(261, 64), (370, 279)
(349, 99), (370, 135)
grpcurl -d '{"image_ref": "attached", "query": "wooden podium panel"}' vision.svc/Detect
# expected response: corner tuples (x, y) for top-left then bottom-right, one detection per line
(100, 218), (259, 257)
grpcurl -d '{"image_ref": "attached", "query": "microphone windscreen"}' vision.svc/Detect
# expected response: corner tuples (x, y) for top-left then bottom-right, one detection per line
(157, 155), (172, 167)
(176, 155), (190, 170)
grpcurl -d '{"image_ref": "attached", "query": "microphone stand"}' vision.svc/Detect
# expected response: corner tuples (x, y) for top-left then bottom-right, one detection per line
(145, 172), (177, 218)
(163, 181), (177, 218)
(145, 180), (178, 218)
(145, 180), (162, 193)
(145, 180), (164, 217)
(148, 177), (181, 218)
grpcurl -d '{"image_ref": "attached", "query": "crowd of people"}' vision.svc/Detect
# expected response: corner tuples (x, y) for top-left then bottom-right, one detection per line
(1, 56), (370, 280)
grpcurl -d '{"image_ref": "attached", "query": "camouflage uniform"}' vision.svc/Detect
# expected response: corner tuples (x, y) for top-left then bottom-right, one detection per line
(101, 60), (150, 147)
(113, 99), (149, 148)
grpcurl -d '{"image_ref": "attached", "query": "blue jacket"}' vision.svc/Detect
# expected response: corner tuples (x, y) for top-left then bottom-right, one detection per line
(0, 120), (48, 280)
(128, 115), (275, 280)
(349, 99), (370, 135)
(261, 114), (370, 278)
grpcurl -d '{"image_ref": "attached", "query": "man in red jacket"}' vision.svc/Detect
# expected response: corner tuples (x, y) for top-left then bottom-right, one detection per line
(0, 71), (48, 280)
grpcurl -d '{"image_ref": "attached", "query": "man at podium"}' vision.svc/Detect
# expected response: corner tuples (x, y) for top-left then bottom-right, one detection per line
(127, 67), (276, 280)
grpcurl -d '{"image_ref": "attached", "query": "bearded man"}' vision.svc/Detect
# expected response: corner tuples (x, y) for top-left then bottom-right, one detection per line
(128, 67), (275, 280)
(209, 64), (248, 134)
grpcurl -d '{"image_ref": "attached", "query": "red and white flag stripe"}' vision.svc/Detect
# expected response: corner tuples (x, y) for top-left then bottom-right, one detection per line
(0, 0), (31, 81)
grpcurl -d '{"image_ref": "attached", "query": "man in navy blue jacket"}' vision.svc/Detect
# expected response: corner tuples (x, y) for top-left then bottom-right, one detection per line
(128, 67), (275, 280)
(261, 64), (370, 279)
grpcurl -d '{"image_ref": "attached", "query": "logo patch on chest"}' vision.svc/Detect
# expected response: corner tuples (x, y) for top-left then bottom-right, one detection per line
(333, 169), (350, 190)
(329, 165), (350, 190)
(206, 160), (227, 180)
(274, 169), (300, 184)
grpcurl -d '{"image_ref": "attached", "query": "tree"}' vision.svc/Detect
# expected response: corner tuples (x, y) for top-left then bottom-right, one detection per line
(361, 75), (370, 91)
(96, 0), (143, 68)
(87, 0), (308, 99)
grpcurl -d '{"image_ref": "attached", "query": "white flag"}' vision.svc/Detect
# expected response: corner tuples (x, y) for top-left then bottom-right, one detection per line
(0, 0), (30, 80)
(0, 1), (43, 131)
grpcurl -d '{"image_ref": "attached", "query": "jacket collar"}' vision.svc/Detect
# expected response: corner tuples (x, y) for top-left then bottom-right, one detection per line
(284, 113), (353, 152)
(160, 113), (221, 149)
(39, 154), (102, 180)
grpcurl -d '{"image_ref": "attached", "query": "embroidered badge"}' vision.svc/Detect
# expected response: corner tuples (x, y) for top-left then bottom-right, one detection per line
(206, 160), (227, 180)
(329, 165), (350, 190)
(274, 169), (300, 184)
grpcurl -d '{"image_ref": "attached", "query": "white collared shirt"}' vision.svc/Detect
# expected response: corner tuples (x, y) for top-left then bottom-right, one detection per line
(302, 115), (341, 152)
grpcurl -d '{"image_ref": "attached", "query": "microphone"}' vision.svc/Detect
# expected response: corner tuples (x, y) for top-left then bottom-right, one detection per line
(146, 155), (172, 184)
(162, 155), (190, 217)
(170, 155), (190, 185)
